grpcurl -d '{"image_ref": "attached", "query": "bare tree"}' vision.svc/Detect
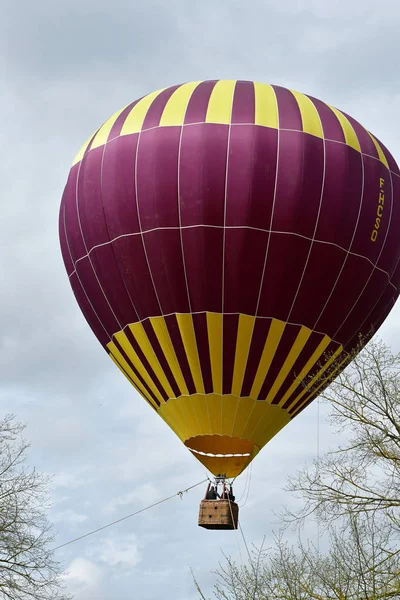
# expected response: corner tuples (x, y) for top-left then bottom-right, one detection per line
(0, 414), (70, 600)
(197, 513), (400, 599)
(285, 338), (400, 532)
(198, 339), (400, 599)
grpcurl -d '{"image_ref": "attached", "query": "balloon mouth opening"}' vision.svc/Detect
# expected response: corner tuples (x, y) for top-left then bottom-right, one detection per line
(184, 434), (254, 457)
(188, 447), (251, 458)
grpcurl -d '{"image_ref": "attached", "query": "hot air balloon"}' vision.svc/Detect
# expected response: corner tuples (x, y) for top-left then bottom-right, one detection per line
(59, 81), (400, 520)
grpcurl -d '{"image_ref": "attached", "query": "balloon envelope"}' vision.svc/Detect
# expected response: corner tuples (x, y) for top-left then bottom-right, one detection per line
(59, 80), (400, 477)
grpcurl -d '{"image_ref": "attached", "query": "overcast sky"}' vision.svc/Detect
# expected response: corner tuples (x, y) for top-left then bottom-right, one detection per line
(2, 1), (400, 598)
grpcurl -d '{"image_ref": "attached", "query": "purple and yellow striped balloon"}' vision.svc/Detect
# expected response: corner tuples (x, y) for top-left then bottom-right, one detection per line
(59, 80), (400, 477)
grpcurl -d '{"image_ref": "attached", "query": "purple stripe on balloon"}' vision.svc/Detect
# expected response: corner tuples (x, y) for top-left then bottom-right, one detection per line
(141, 319), (181, 397)
(109, 99), (143, 139)
(89, 243), (139, 325)
(336, 269), (391, 346)
(63, 165), (86, 264)
(192, 313), (213, 394)
(101, 135), (140, 238)
(179, 123), (228, 227)
(289, 242), (348, 330)
(223, 228), (268, 315)
(315, 254), (374, 341)
(222, 314), (239, 395)
(142, 228), (190, 315)
(136, 127), (180, 230)
(241, 318), (271, 397)
(77, 147), (111, 251)
(273, 331), (326, 405)
(308, 96), (345, 143)
(261, 324), (300, 402)
(165, 314), (196, 395)
(59, 198), (74, 275)
(350, 155), (389, 263)
(272, 131), (324, 238)
(257, 233), (311, 321)
(272, 86), (302, 130)
(315, 141), (363, 249)
(75, 256), (121, 336)
(142, 85), (181, 130)
(112, 336), (161, 406)
(111, 235), (161, 321)
(123, 326), (169, 401)
(184, 80), (218, 124)
(231, 81), (255, 123)
(181, 226), (224, 314)
(69, 271), (110, 346)
(342, 112), (378, 160)
(225, 125), (278, 230)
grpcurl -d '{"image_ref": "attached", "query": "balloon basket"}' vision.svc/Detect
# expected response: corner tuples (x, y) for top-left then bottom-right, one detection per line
(198, 498), (239, 530)
(198, 479), (239, 530)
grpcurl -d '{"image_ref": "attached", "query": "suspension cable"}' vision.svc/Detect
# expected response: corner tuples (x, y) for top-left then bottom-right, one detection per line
(53, 478), (208, 551)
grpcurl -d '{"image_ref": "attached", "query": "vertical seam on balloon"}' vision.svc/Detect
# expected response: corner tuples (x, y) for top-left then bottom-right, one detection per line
(176, 87), (208, 405)
(99, 137), (140, 322)
(134, 108), (164, 316)
(333, 164), (394, 340)
(255, 85), (279, 317)
(312, 131), (366, 331)
(74, 154), (124, 332)
(62, 205), (111, 340)
(221, 82), (237, 434)
(221, 82), (236, 314)
(286, 99), (327, 322)
(177, 110), (193, 313)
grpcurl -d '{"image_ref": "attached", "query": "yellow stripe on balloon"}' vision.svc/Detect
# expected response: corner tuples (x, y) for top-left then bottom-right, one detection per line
(207, 394), (223, 435)
(221, 395), (240, 436)
(206, 312), (223, 395)
(159, 81), (202, 127)
(290, 90), (323, 138)
(254, 82), (278, 129)
(231, 396), (256, 438)
(287, 344), (344, 414)
(90, 105), (128, 150)
(231, 314), (254, 397)
(107, 343), (158, 409)
(190, 394), (212, 434)
(290, 350), (349, 417)
(72, 132), (97, 166)
(158, 398), (187, 439)
(265, 326), (312, 403)
(248, 403), (290, 448)
(149, 316), (189, 396)
(113, 331), (165, 404)
(176, 313), (205, 394)
(129, 322), (175, 398)
(277, 334), (331, 407)
(328, 106), (361, 153)
(205, 80), (236, 124)
(120, 88), (166, 135)
(368, 132), (390, 169)
(250, 319), (286, 399)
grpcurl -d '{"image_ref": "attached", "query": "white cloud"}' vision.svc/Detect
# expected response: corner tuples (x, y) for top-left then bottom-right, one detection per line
(62, 557), (103, 591)
(53, 509), (88, 525)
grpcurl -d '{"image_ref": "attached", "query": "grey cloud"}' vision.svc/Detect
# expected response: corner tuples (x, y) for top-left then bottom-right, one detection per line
(1, 0), (400, 598)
